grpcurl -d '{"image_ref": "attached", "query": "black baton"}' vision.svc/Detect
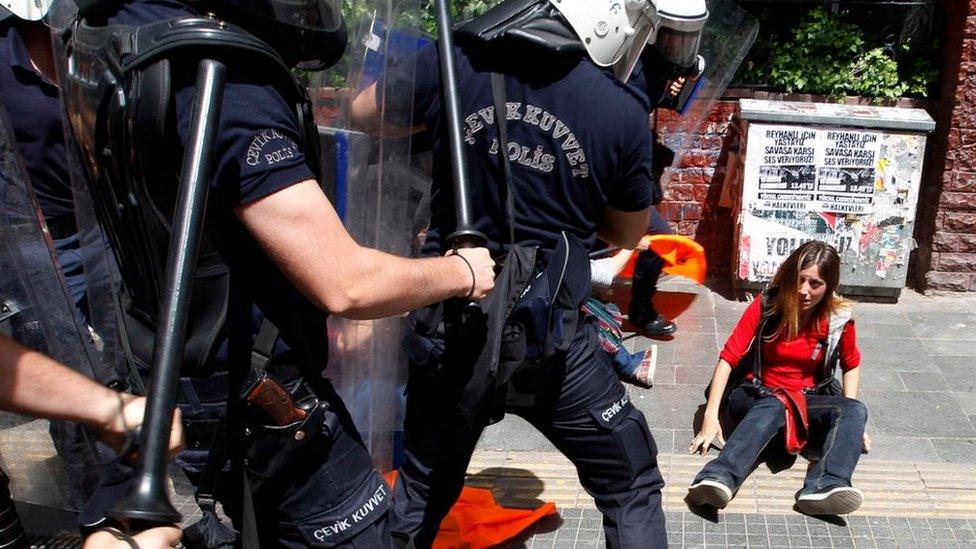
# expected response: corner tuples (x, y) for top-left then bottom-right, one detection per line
(111, 58), (226, 527)
(434, 0), (486, 249)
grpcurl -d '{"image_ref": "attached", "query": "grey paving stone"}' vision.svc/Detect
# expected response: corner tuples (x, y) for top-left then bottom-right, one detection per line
(907, 312), (976, 340)
(746, 534), (770, 548)
(931, 438), (976, 464)
(858, 390), (976, 438)
(727, 522), (747, 534)
(921, 339), (976, 358)
(952, 393), (976, 416)
(726, 533), (748, 546)
(832, 536), (855, 547)
(859, 368), (908, 392)
(898, 371), (953, 392)
(940, 357), (976, 393)
(858, 336), (942, 372)
(478, 415), (555, 451)
(859, 435), (939, 462)
(704, 520), (725, 533)
(675, 366), (718, 386)
(856, 321), (917, 339)
(636, 384), (704, 429)
(704, 533), (727, 545)
(768, 535), (790, 547)
(652, 364), (678, 385)
(668, 331), (723, 364)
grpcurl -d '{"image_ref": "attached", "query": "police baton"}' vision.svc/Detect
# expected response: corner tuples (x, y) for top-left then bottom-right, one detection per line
(434, 0), (486, 249)
(111, 58), (227, 527)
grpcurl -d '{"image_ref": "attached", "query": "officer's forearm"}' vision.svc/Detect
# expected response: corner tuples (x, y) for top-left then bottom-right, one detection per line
(237, 180), (471, 319)
(0, 334), (123, 431)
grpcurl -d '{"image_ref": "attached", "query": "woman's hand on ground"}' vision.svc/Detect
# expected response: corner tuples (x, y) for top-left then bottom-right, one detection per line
(689, 416), (725, 456)
(862, 432), (872, 454)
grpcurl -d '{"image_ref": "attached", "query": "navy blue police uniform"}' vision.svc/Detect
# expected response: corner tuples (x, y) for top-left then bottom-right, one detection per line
(388, 43), (668, 548)
(0, 21), (87, 313)
(0, 18), (137, 533)
(81, 1), (395, 546)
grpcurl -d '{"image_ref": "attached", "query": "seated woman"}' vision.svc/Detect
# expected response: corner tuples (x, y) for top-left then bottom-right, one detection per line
(687, 241), (871, 516)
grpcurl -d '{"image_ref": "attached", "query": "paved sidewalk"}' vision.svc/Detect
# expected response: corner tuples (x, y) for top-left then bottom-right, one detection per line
(474, 278), (976, 547)
(2, 278), (974, 547)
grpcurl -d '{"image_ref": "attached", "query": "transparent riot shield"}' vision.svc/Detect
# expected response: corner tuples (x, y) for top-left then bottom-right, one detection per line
(0, 105), (103, 510)
(661, 0), (759, 167)
(311, 1), (428, 472)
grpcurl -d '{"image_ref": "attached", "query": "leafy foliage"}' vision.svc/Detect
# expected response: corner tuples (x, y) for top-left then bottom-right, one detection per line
(743, 8), (938, 100)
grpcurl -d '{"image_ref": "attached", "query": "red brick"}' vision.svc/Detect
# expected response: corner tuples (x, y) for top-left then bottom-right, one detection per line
(666, 184), (695, 202)
(943, 212), (976, 231)
(925, 271), (976, 292)
(693, 184), (712, 203)
(933, 232), (976, 252)
(936, 252), (976, 272)
(679, 150), (721, 169)
(678, 202), (702, 221)
(940, 192), (976, 212)
(946, 171), (976, 192)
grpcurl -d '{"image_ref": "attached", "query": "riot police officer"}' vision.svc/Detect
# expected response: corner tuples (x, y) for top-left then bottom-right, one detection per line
(56, 0), (495, 545)
(352, 0), (708, 546)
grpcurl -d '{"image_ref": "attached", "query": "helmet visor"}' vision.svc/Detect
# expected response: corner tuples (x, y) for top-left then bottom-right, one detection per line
(655, 25), (702, 69)
(266, 0), (343, 32)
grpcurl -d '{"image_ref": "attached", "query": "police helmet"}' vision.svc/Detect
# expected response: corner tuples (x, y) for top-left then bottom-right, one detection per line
(208, 0), (347, 69)
(1, 0), (54, 21)
(548, 0), (707, 82)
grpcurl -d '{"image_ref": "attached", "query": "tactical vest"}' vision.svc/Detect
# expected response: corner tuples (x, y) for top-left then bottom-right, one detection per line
(61, 14), (323, 374)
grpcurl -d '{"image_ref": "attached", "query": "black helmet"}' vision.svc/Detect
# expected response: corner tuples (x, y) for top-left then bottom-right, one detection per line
(212, 0), (346, 69)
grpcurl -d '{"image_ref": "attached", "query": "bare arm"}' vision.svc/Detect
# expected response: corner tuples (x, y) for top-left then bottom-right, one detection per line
(598, 206), (651, 250)
(689, 358), (733, 455)
(0, 335), (181, 454)
(842, 366), (871, 452)
(350, 83), (425, 137)
(236, 180), (495, 319)
(842, 367), (859, 399)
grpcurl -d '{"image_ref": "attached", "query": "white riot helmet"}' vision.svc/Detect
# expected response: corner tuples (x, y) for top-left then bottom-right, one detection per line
(547, 0), (707, 81)
(0, 0), (54, 21)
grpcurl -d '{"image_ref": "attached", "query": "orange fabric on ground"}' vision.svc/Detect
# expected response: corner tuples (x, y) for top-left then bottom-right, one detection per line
(619, 234), (707, 283)
(384, 472), (557, 549)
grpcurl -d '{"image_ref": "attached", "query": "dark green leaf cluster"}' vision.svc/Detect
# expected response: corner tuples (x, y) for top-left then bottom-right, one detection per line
(742, 8), (938, 101)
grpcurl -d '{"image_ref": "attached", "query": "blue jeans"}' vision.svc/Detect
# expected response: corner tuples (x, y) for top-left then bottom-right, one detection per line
(694, 386), (868, 496)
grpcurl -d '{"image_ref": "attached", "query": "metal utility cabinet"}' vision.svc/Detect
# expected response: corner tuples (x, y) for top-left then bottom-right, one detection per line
(730, 99), (936, 298)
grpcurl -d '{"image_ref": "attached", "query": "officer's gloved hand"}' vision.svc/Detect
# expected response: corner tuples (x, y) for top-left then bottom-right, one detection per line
(448, 247), (496, 300)
(97, 393), (184, 461)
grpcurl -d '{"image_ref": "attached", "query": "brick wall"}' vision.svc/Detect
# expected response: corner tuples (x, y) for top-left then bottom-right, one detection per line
(655, 102), (738, 277)
(911, 0), (976, 292)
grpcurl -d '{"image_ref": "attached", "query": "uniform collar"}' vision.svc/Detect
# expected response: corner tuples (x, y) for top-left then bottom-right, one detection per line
(1, 22), (55, 88)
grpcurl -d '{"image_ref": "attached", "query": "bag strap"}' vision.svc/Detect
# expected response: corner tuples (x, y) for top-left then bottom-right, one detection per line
(490, 72), (516, 246)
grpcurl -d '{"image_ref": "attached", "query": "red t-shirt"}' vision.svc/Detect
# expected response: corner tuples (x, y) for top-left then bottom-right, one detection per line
(719, 298), (861, 392)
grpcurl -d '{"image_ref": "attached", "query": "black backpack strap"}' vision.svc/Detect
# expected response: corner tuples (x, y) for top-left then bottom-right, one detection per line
(490, 72), (516, 246)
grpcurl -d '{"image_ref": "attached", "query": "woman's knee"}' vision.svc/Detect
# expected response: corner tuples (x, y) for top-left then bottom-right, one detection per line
(841, 398), (868, 425)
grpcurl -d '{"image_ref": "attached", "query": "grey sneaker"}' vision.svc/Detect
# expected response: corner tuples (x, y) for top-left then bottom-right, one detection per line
(686, 479), (733, 509)
(796, 486), (863, 516)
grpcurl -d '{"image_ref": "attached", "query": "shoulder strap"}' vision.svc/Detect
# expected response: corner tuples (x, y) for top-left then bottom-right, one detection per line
(490, 72), (516, 246)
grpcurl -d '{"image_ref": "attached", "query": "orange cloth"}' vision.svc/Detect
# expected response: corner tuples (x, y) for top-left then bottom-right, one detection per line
(384, 472), (557, 549)
(619, 234), (707, 283)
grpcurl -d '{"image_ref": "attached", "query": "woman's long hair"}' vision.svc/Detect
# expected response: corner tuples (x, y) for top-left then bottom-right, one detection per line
(767, 241), (849, 341)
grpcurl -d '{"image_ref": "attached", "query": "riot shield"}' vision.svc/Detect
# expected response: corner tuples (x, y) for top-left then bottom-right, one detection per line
(660, 0), (758, 167)
(311, 2), (428, 471)
(0, 105), (103, 510)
